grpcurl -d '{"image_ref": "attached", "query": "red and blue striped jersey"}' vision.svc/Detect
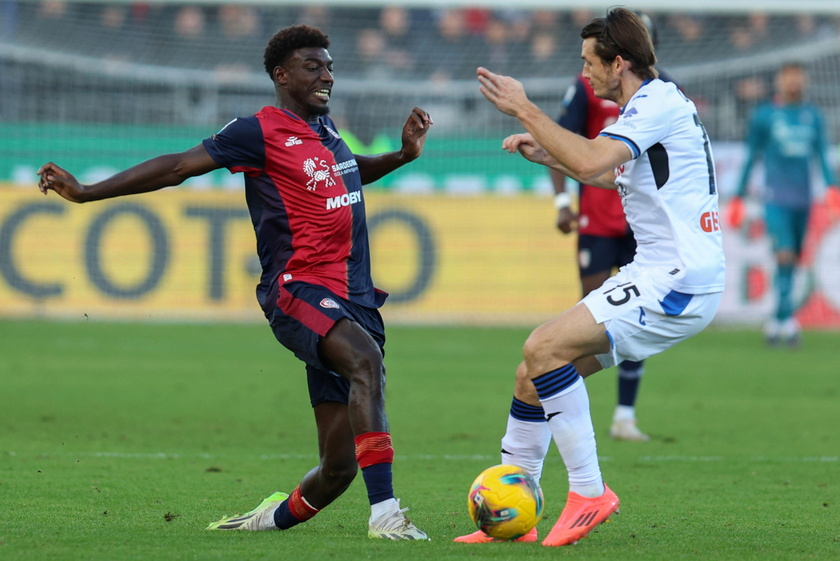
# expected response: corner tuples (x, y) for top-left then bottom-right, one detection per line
(203, 106), (386, 314)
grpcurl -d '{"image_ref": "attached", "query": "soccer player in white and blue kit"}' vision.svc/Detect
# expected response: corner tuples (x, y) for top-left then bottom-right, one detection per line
(458, 8), (726, 547)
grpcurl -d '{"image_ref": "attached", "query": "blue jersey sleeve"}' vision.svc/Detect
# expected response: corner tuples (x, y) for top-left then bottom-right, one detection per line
(202, 116), (265, 174)
(556, 78), (589, 134)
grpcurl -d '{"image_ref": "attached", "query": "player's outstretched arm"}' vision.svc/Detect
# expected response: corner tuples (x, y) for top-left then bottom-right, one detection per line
(477, 67), (623, 184)
(37, 144), (221, 203)
(502, 133), (616, 190)
(356, 107), (433, 185)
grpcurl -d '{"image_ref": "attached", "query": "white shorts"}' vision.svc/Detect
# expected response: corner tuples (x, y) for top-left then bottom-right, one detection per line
(582, 262), (722, 369)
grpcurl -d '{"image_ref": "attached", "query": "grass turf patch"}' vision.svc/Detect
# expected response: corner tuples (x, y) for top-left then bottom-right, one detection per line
(1, 319), (837, 560)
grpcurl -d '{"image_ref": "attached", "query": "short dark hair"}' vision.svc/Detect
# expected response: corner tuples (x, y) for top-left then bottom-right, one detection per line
(264, 25), (330, 77)
(581, 8), (657, 81)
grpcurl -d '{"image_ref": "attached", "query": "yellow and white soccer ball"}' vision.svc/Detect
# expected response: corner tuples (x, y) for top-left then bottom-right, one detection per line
(467, 464), (544, 540)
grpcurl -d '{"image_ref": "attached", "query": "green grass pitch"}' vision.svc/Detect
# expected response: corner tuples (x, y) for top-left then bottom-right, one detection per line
(1, 319), (837, 560)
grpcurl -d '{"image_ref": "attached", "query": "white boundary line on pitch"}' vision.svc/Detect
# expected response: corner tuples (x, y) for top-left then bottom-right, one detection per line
(5, 451), (839, 463)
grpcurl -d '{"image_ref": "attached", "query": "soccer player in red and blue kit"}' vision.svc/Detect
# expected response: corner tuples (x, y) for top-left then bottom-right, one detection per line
(37, 25), (433, 540)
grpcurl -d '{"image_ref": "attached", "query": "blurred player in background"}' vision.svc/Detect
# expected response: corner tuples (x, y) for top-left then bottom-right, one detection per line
(460, 8), (725, 546)
(729, 62), (839, 347)
(37, 24), (433, 541)
(549, 12), (675, 442)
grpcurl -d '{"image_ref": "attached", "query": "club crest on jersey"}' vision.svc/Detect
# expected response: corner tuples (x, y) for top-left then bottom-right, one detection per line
(285, 136), (303, 147)
(320, 298), (340, 309)
(303, 158), (336, 191)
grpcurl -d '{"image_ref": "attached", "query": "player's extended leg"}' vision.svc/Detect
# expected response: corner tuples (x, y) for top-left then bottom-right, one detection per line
(454, 362), (551, 543)
(765, 204), (807, 347)
(270, 401), (359, 529)
(454, 351), (610, 545)
(318, 318), (427, 540)
(523, 304), (619, 547)
(206, 378), (361, 532)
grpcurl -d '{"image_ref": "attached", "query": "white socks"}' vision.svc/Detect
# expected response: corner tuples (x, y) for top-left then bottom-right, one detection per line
(500, 415), (552, 484)
(538, 378), (604, 498)
(613, 404), (636, 422)
(370, 497), (399, 521)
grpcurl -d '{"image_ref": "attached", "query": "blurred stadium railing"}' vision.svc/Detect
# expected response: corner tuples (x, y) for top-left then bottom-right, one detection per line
(2, 1), (840, 326)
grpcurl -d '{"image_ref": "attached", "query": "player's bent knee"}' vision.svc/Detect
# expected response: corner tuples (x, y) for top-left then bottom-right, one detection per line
(514, 362), (530, 384)
(322, 457), (359, 486)
(522, 327), (572, 368)
(347, 361), (385, 392)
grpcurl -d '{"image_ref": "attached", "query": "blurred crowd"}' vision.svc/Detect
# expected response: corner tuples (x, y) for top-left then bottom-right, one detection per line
(3, 2), (840, 82)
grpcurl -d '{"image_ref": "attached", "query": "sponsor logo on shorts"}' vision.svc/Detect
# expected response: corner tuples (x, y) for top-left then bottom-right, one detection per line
(320, 298), (340, 309)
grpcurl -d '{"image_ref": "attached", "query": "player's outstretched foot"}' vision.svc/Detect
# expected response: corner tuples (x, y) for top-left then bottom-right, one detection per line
(206, 491), (289, 530)
(453, 527), (538, 543)
(609, 418), (650, 441)
(368, 499), (429, 540)
(541, 484), (619, 547)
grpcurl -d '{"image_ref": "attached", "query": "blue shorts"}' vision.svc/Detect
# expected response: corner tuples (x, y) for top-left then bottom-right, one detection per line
(764, 203), (809, 255)
(268, 282), (386, 407)
(578, 233), (637, 277)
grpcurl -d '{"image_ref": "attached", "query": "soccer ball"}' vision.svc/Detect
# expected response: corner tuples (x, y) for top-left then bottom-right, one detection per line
(467, 464), (544, 540)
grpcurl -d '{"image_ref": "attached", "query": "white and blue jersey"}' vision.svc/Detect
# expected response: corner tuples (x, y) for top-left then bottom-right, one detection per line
(599, 79), (726, 295)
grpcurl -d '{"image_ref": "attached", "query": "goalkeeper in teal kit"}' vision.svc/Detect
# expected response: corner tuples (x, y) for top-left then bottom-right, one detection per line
(729, 62), (839, 346)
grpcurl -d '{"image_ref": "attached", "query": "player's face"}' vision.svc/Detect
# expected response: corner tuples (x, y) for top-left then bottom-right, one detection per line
(580, 37), (620, 102)
(777, 66), (805, 102)
(279, 47), (334, 119)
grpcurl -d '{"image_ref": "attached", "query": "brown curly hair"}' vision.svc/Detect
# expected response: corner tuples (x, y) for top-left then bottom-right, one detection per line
(263, 25), (330, 77)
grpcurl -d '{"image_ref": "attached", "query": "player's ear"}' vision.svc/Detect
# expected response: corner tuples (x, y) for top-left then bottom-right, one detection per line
(273, 65), (287, 85)
(613, 55), (629, 74)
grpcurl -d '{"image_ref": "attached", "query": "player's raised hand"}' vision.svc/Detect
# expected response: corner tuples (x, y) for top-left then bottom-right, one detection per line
(502, 133), (558, 167)
(398, 107), (434, 161)
(36, 162), (88, 203)
(477, 67), (529, 117)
